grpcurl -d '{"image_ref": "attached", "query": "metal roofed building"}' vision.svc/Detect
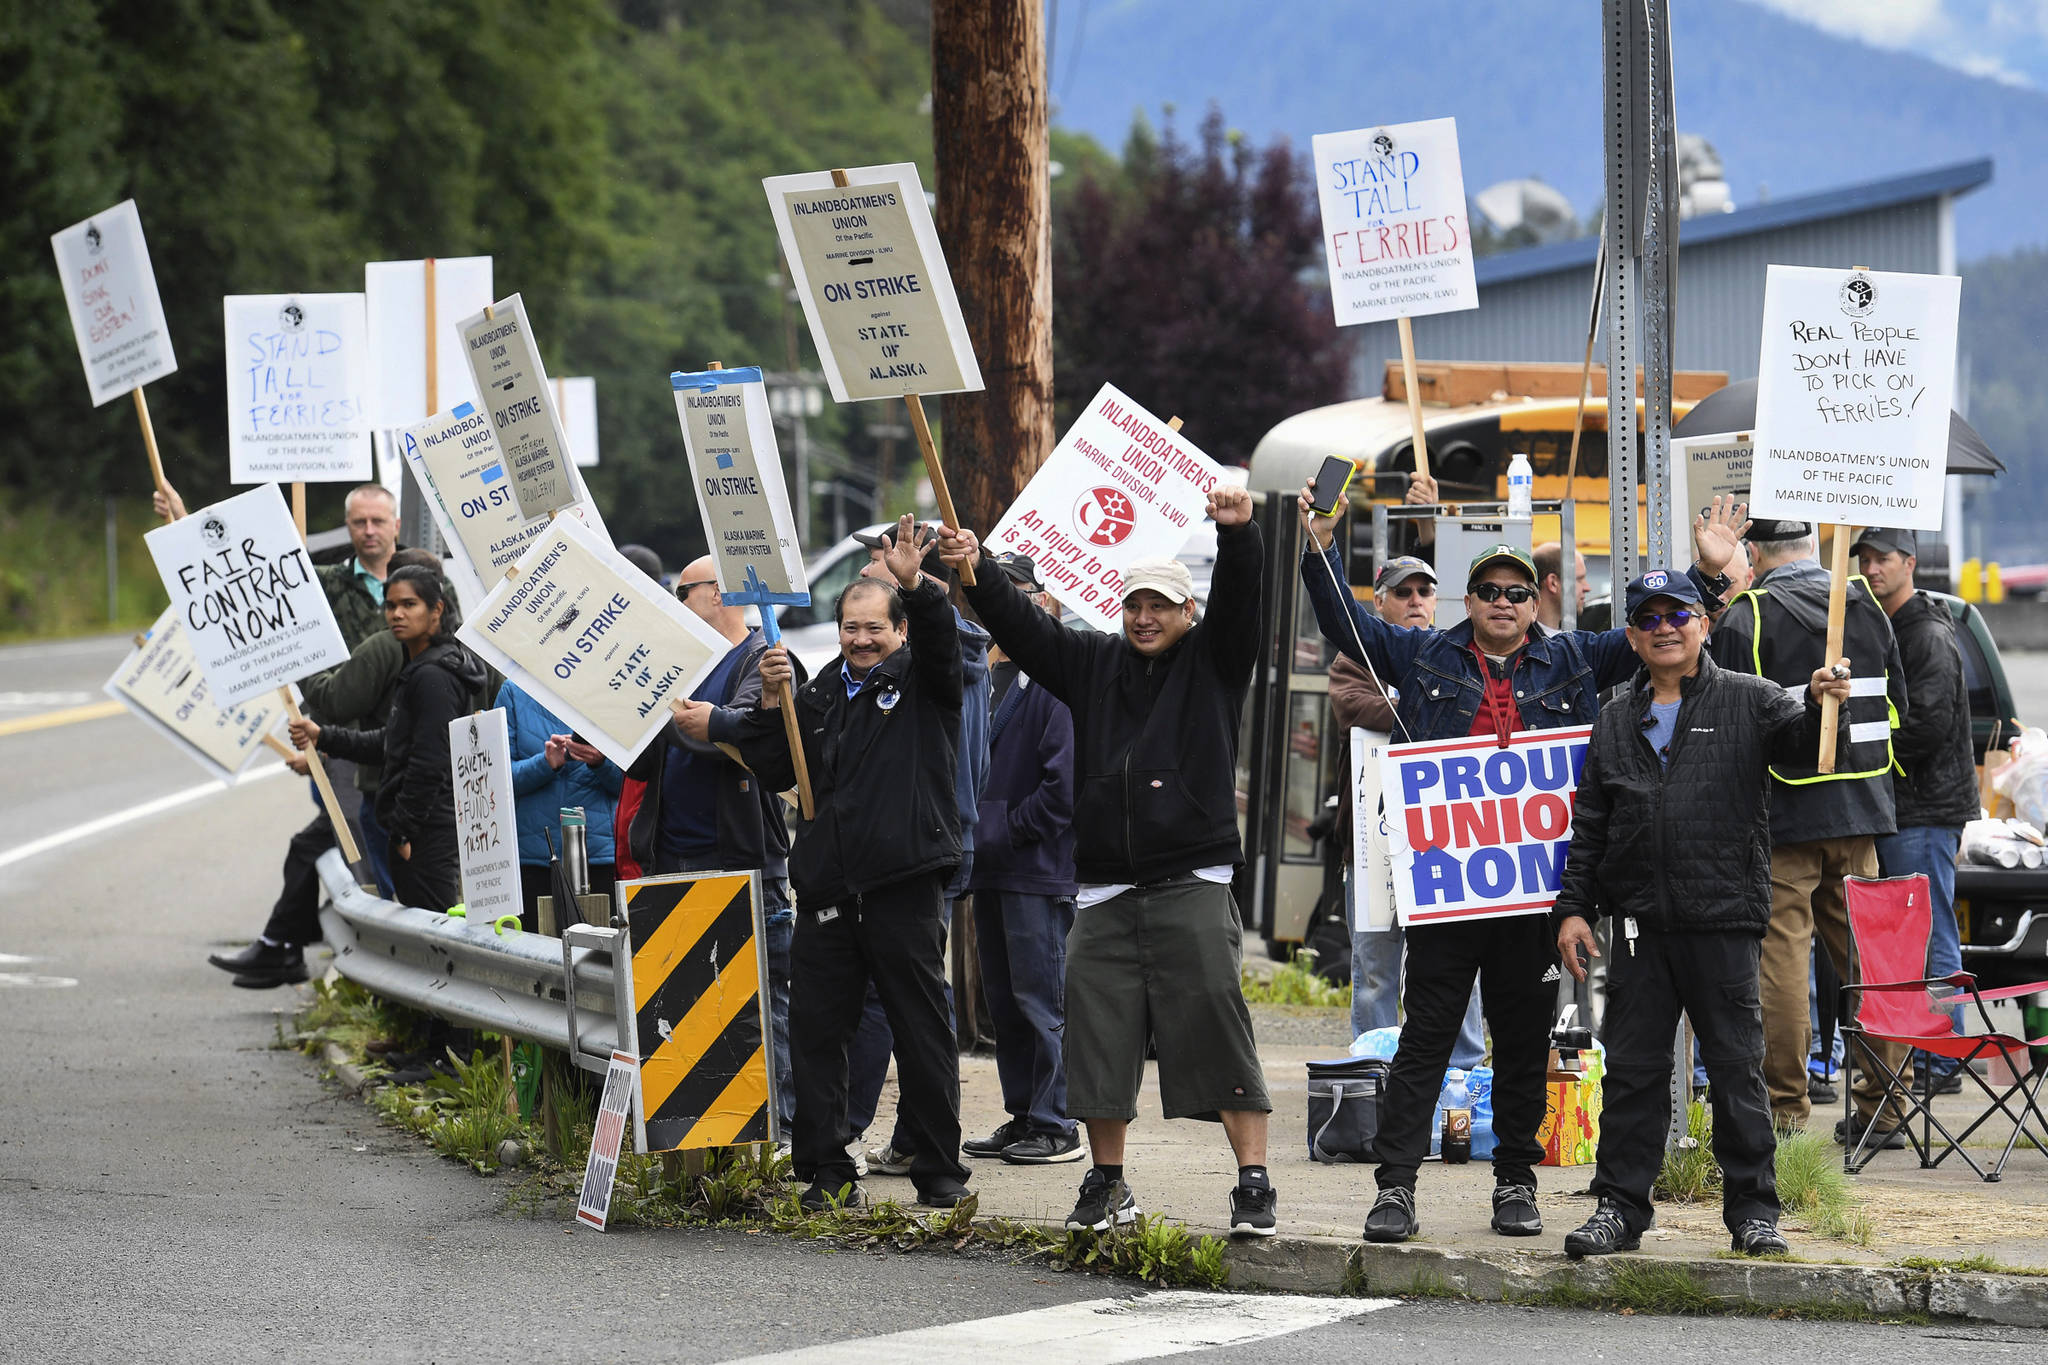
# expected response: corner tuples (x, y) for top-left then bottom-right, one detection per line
(1343, 158), (1992, 392)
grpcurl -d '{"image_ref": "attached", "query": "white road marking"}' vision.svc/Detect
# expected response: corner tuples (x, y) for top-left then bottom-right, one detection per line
(0, 952), (36, 964)
(0, 973), (77, 988)
(0, 691), (95, 707)
(0, 763), (292, 873)
(714, 1290), (1397, 1365)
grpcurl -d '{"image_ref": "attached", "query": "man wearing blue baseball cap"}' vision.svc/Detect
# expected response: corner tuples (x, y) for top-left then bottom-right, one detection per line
(1299, 485), (1749, 1247)
(1554, 569), (1853, 1259)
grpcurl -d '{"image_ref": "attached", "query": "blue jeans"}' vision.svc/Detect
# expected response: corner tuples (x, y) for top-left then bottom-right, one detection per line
(973, 890), (1076, 1137)
(1348, 871), (1486, 1068)
(765, 909), (795, 1128)
(1876, 825), (1965, 1075)
(358, 794), (395, 899)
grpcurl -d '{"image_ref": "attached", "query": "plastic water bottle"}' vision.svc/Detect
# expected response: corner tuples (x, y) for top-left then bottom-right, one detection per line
(1506, 452), (1534, 519)
(1440, 1069), (1472, 1164)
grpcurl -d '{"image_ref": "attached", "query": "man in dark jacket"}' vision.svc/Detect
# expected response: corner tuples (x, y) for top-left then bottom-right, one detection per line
(729, 516), (970, 1212)
(1299, 488), (1747, 1245)
(1710, 521), (1912, 1141)
(939, 486), (1279, 1241)
(656, 555), (802, 1133)
(1856, 527), (1981, 1088)
(1555, 569), (1851, 1259)
(959, 552), (1082, 1167)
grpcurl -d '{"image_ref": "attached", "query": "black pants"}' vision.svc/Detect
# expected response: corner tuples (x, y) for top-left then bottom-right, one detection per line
(1591, 928), (1778, 1233)
(1376, 915), (1553, 1192)
(261, 812), (336, 947)
(790, 871), (966, 1194)
(391, 825), (461, 913)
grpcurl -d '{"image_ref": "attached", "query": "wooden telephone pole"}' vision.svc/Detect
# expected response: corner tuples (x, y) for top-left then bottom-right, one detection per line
(930, 0), (1055, 535)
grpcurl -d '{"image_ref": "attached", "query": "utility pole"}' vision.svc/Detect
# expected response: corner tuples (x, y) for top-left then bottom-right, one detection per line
(930, 0), (1055, 535)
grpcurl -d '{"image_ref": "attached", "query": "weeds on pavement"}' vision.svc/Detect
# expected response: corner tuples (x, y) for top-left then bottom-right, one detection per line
(295, 978), (1229, 1290)
(1651, 1101), (1872, 1246)
(1241, 949), (1349, 1008)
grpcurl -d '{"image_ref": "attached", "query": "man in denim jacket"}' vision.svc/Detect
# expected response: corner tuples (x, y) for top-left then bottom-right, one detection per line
(1297, 487), (1746, 1248)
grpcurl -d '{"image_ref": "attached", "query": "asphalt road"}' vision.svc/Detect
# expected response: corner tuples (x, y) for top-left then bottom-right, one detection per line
(3, 633), (2047, 1362)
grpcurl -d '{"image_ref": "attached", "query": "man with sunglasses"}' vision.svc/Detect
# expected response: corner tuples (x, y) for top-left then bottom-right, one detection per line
(1298, 487), (1747, 1247)
(1554, 571), (1852, 1258)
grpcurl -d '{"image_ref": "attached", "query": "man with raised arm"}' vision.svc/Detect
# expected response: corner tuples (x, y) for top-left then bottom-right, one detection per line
(1297, 486), (1745, 1247)
(938, 485), (1278, 1240)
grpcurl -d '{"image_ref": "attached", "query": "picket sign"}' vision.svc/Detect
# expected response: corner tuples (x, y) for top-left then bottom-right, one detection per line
(1379, 726), (1592, 926)
(1349, 727), (1398, 932)
(1750, 262), (1960, 771)
(450, 708), (519, 926)
(1312, 119), (1481, 485)
(49, 200), (179, 511)
(765, 163), (984, 584)
(672, 361), (813, 817)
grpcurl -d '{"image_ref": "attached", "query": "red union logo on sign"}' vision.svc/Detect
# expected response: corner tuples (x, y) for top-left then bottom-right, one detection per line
(1074, 487), (1136, 546)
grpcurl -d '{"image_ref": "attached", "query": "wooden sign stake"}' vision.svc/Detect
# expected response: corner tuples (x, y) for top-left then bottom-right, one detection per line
(291, 481), (307, 544)
(828, 167), (975, 586)
(1816, 522), (1852, 775)
(1395, 315), (1432, 483)
(133, 387), (173, 518)
(423, 256), (439, 416)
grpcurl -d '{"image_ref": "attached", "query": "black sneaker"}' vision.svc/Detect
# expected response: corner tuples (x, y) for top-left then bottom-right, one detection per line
(1491, 1183), (1542, 1236)
(963, 1118), (1029, 1158)
(1730, 1219), (1789, 1256)
(1229, 1181), (1278, 1238)
(1564, 1201), (1640, 1259)
(914, 1176), (972, 1209)
(1001, 1129), (1084, 1165)
(1923, 1069), (1964, 1096)
(1834, 1115), (1906, 1150)
(1362, 1186), (1418, 1243)
(800, 1179), (863, 1212)
(217, 941), (306, 986)
(1065, 1168), (1139, 1232)
(1808, 1074), (1839, 1104)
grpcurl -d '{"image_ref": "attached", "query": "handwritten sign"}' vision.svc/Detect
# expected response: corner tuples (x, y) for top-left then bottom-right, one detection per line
(556, 376), (600, 466)
(394, 400), (611, 609)
(672, 367), (808, 601)
(1350, 727), (1399, 933)
(223, 293), (371, 482)
(459, 293), (578, 521)
(764, 163), (983, 403)
(450, 708), (520, 924)
(456, 515), (729, 770)
(1312, 118), (1477, 327)
(104, 608), (287, 782)
(143, 484), (350, 708)
(1668, 435), (1752, 539)
(1751, 264), (1960, 532)
(363, 256), (493, 428)
(987, 384), (1222, 631)
(1380, 727), (1591, 926)
(49, 199), (178, 405)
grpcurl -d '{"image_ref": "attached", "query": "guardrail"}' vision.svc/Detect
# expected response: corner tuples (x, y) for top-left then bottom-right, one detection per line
(314, 849), (630, 1073)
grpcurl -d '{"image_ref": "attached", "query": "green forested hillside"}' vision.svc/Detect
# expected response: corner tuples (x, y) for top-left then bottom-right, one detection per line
(1, 0), (932, 560)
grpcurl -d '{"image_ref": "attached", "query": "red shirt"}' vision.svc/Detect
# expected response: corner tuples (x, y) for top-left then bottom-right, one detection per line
(1468, 642), (1523, 747)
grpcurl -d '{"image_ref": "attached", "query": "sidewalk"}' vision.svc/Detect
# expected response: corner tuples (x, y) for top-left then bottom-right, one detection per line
(858, 1001), (2048, 1325)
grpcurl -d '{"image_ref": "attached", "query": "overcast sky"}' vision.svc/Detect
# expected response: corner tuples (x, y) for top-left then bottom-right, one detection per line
(1750, 0), (2048, 87)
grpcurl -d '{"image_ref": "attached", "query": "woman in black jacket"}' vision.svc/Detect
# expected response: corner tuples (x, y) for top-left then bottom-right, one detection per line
(290, 566), (487, 912)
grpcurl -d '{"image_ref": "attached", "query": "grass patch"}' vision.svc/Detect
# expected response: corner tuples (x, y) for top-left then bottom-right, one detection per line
(1653, 1100), (1872, 1246)
(1895, 1254), (2048, 1277)
(1655, 1101), (1719, 1202)
(1241, 948), (1348, 1008)
(296, 977), (1228, 1289)
(0, 496), (168, 642)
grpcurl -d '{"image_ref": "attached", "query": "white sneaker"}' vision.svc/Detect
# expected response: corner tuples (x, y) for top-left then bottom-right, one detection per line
(845, 1139), (869, 1178)
(866, 1141), (915, 1175)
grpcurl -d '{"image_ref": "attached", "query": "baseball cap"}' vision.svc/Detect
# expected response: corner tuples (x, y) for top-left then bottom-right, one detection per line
(1466, 543), (1536, 588)
(1122, 557), (1195, 604)
(1851, 527), (1918, 558)
(990, 550), (1044, 591)
(1744, 518), (1812, 543)
(1375, 555), (1438, 591)
(1623, 568), (1706, 620)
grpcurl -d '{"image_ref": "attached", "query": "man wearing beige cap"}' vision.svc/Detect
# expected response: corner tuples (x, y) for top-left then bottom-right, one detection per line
(939, 486), (1277, 1240)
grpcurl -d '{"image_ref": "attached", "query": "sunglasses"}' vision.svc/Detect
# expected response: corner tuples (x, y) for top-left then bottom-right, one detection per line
(1382, 582), (1437, 599)
(1630, 608), (1700, 631)
(1469, 582), (1536, 604)
(675, 579), (717, 598)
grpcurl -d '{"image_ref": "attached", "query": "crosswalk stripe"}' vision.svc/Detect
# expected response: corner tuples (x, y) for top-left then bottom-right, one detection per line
(713, 1290), (1398, 1364)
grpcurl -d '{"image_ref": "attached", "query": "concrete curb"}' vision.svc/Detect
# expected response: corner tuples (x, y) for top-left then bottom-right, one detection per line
(321, 1041), (371, 1095)
(1222, 1233), (2048, 1328)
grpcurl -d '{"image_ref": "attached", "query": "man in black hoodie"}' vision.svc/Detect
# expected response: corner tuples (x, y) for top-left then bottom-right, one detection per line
(938, 485), (1278, 1240)
(729, 516), (970, 1212)
(1554, 569), (1850, 1259)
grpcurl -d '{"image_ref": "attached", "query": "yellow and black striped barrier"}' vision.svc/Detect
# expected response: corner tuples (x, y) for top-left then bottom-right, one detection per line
(616, 870), (777, 1153)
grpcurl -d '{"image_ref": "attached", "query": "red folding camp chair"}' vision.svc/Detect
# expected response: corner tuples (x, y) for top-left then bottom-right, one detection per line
(1840, 874), (2048, 1181)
